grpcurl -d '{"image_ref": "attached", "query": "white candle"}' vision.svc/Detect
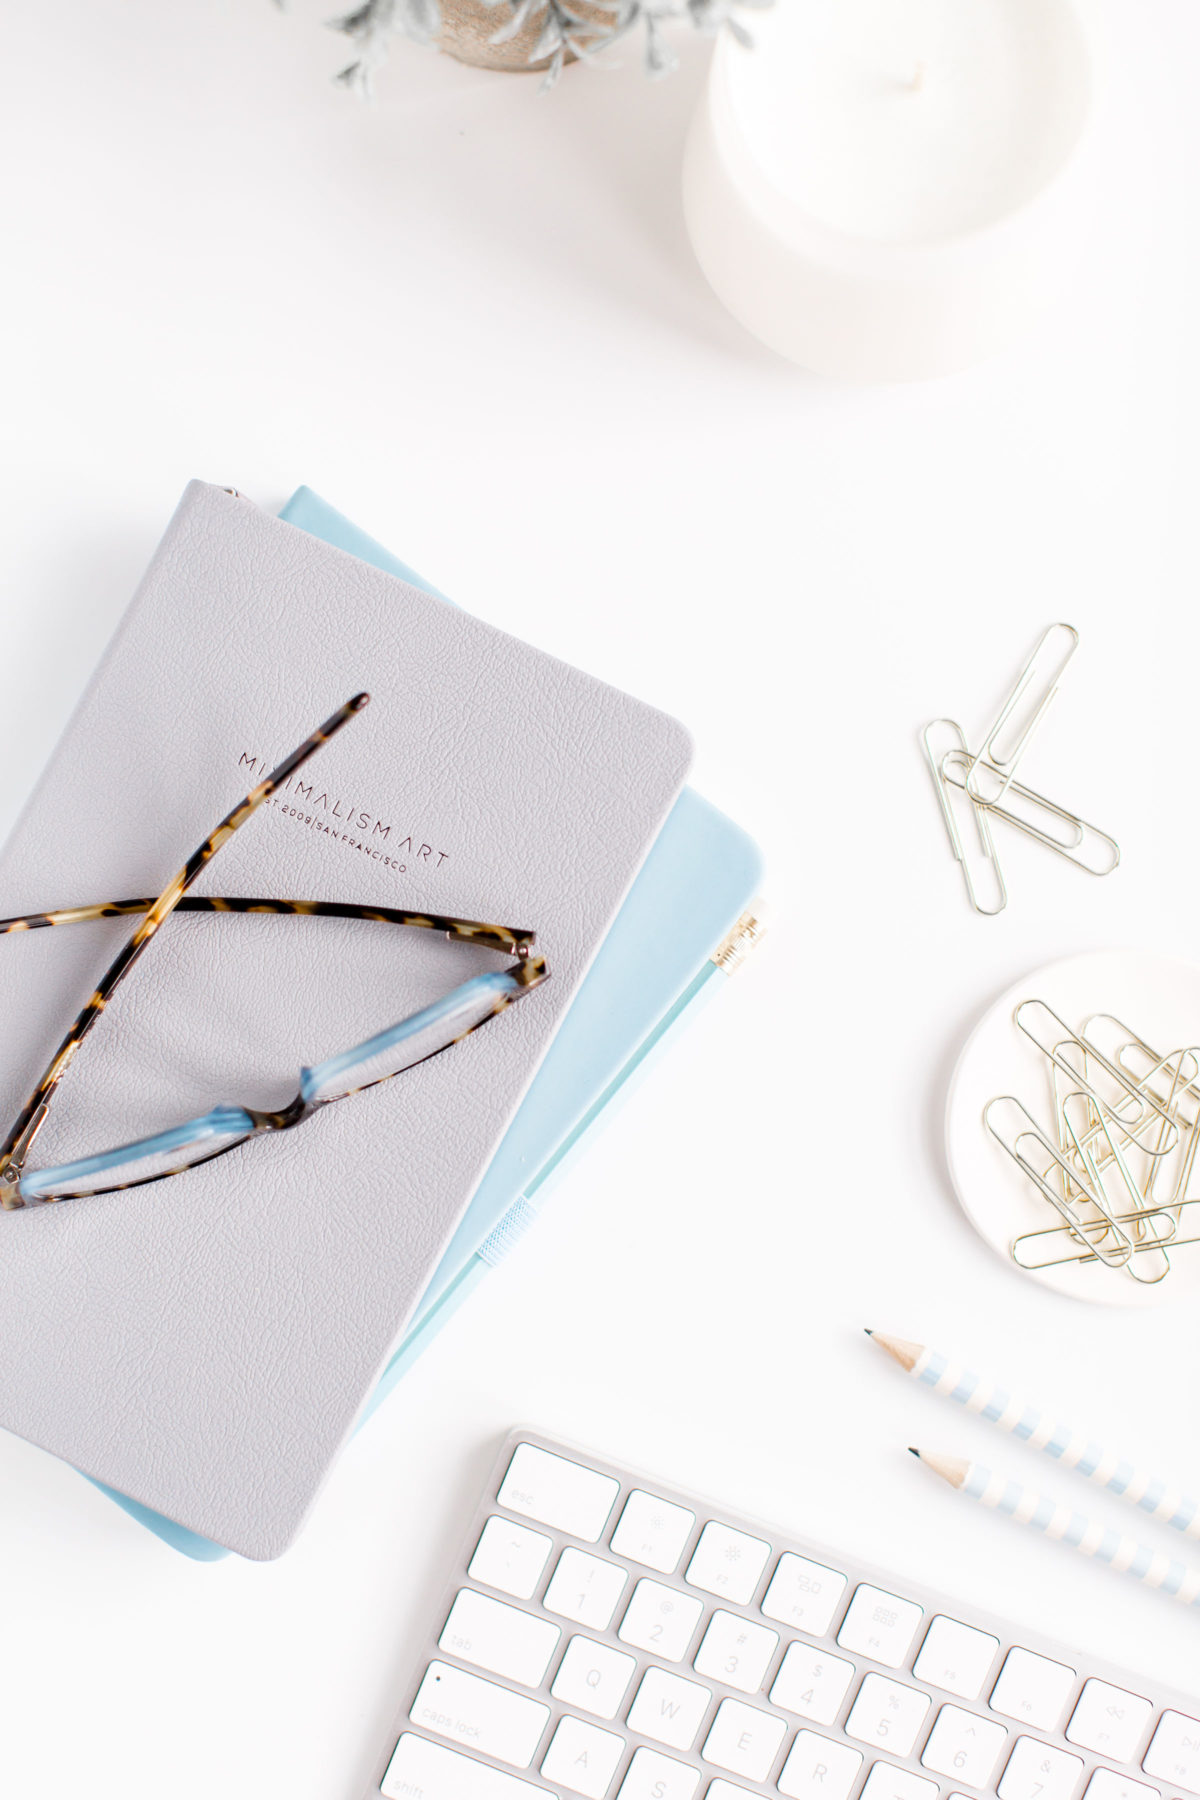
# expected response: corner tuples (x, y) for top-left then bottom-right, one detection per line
(683, 0), (1097, 382)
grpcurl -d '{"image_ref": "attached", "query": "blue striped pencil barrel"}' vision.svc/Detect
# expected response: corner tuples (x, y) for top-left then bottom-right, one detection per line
(910, 1450), (1200, 1608)
(868, 1330), (1200, 1540)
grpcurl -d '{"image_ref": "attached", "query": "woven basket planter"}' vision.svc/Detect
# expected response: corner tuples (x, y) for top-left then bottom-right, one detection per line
(435, 0), (610, 70)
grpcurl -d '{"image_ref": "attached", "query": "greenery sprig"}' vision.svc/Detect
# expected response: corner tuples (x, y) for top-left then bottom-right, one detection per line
(325, 0), (768, 91)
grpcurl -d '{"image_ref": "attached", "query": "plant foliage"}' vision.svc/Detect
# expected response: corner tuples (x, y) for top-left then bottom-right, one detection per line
(318, 0), (769, 91)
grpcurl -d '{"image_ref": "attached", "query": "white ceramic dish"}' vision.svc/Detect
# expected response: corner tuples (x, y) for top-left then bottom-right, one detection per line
(945, 949), (1200, 1308)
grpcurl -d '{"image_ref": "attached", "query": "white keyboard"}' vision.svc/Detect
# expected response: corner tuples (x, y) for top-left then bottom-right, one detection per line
(367, 1431), (1200, 1800)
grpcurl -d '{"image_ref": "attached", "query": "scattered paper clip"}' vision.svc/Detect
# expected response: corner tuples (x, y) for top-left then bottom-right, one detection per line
(965, 623), (1079, 807)
(939, 752), (1119, 876)
(922, 721), (1006, 916)
(922, 624), (1118, 914)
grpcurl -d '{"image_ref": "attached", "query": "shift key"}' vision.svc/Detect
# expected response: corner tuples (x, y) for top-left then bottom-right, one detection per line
(383, 1734), (553, 1800)
(410, 1661), (551, 1767)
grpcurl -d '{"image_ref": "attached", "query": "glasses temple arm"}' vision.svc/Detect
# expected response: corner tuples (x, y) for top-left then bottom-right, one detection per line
(0, 693), (369, 1193)
(0, 897), (535, 956)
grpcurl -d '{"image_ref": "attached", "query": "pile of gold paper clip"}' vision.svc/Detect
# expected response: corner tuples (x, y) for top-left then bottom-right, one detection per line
(986, 1000), (1200, 1285)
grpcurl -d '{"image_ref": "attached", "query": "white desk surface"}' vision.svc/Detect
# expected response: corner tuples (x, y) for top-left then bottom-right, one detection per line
(1, 2), (1199, 1793)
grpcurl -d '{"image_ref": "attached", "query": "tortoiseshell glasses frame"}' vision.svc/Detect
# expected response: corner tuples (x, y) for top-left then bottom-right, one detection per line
(0, 692), (549, 1210)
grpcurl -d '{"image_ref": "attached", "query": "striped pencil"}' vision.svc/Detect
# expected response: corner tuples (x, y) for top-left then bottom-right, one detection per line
(868, 1329), (1200, 1540)
(912, 1449), (1200, 1608)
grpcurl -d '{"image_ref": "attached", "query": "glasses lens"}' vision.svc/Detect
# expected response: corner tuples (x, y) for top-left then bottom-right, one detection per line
(20, 1105), (256, 1202)
(300, 965), (543, 1107)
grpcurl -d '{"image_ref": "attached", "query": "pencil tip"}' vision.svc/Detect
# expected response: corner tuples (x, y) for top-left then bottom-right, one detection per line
(910, 1448), (970, 1488)
(908, 1446), (920, 1457)
(864, 1327), (874, 1337)
(866, 1331), (921, 1372)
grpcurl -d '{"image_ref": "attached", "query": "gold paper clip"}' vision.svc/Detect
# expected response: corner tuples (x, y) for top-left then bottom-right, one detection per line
(1117, 1040), (1200, 1126)
(984, 1095), (1135, 1268)
(1109, 1036), (1200, 1207)
(1087, 1017), (1200, 1120)
(1014, 1000), (1180, 1151)
(1063, 1045), (1194, 1193)
(1060, 1090), (1172, 1284)
(1013, 1203), (1185, 1272)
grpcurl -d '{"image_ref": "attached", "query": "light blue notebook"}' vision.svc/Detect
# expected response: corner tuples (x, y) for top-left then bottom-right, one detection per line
(90, 491), (762, 1559)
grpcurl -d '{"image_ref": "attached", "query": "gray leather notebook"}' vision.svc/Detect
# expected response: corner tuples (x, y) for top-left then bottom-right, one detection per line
(0, 482), (692, 1558)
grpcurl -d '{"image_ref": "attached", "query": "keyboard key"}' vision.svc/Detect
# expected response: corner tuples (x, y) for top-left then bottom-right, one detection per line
(693, 1610), (778, 1694)
(627, 1668), (711, 1751)
(1067, 1679), (1153, 1763)
(410, 1661), (550, 1767)
(686, 1522), (771, 1605)
(540, 1717), (626, 1799)
(761, 1553), (848, 1637)
(991, 1648), (1077, 1732)
(1143, 1709), (1200, 1793)
(1086, 1772), (1160, 1800)
(701, 1697), (787, 1782)
(617, 1747), (700, 1800)
(383, 1733), (553, 1800)
(837, 1584), (924, 1668)
(859, 1765), (939, 1800)
(777, 1731), (863, 1800)
(439, 1590), (561, 1687)
(618, 1578), (704, 1662)
(551, 1637), (637, 1721)
(770, 1643), (856, 1725)
(845, 1673), (931, 1756)
(498, 1445), (619, 1542)
(469, 1518), (554, 1602)
(999, 1735), (1084, 1800)
(543, 1548), (628, 1631)
(611, 1490), (696, 1574)
(708, 1785), (758, 1800)
(913, 1616), (1000, 1700)
(921, 1703), (1009, 1786)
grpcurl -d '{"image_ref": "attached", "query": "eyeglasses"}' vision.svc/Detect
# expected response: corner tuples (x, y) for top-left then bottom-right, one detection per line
(0, 693), (549, 1210)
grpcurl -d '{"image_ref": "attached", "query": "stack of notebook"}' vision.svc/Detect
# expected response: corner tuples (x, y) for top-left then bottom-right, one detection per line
(0, 485), (762, 1560)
